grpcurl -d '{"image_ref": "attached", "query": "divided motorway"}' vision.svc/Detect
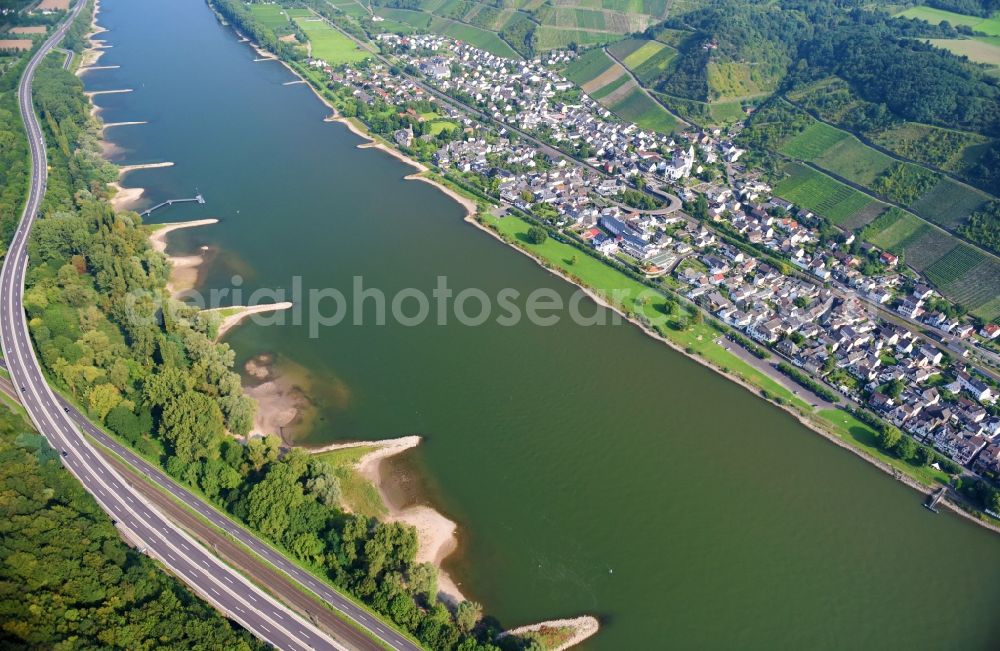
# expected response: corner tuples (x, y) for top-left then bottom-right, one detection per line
(0, 4), (419, 650)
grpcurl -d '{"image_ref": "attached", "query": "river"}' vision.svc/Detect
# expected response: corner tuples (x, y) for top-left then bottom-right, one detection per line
(85, 0), (1000, 648)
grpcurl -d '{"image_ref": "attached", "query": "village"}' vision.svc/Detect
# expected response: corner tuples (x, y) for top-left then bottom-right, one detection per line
(306, 32), (1000, 485)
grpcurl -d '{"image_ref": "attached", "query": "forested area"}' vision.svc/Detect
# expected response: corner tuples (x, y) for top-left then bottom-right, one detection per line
(647, 0), (999, 142)
(0, 403), (266, 649)
(926, 0), (1000, 17)
(0, 56), (30, 256)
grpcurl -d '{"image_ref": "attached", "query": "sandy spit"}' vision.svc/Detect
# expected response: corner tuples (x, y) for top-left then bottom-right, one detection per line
(207, 302), (294, 341)
(108, 181), (143, 211)
(119, 161), (174, 175)
(308, 436), (467, 603)
(502, 616), (601, 651)
(148, 219), (219, 297)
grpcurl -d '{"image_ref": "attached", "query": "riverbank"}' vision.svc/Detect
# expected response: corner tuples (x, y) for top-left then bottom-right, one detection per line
(307, 436), (467, 604)
(77, 0), (106, 70)
(147, 219), (218, 296)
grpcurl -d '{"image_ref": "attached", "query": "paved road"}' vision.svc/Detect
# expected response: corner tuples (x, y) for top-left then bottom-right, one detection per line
(0, 5), (417, 651)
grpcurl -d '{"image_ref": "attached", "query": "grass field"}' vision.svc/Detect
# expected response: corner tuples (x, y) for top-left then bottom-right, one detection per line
(313, 445), (386, 517)
(427, 120), (459, 135)
(773, 163), (879, 225)
(909, 176), (991, 229)
(606, 87), (678, 133)
(249, 3), (292, 30)
(928, 37), (1000, 66)
(293, 15), (370, 63)
(897, 7), (1000, 36)
(816, 410), (950, 488)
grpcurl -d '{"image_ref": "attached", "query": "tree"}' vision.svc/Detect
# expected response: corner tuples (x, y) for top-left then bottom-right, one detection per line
(895, 435), (917, 461)
(87, 383), (121, 421)
(525, 225), (547, 245)
(878, 425), (902, 452)
(455, 600), (482, 633)
(244, 462), (305, 540)
(160, 391), (224, 463)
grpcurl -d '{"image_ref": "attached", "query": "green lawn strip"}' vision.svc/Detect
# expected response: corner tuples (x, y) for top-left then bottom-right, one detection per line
(816, 409), (952, 487)
(0, 388), (29, 420)
(292, 13), (370, 63)
(896, 6), (1000, 36)
(313, 445), (388, 517)
(484, 213), (811, 410)
(85, 433), (411, 650)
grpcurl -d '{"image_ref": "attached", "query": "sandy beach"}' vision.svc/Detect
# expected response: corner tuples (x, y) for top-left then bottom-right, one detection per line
(309, 436), (467, 603)
(148, 219), (218, 296)
(208, 302), (294, 341)
(108, 181), (143, 211)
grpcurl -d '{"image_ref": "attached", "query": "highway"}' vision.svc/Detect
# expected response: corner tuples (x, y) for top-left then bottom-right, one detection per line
(0, 4), (418, 651)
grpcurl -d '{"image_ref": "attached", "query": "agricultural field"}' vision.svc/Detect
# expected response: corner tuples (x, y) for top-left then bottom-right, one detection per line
(606, 87), (678, 133)
(562, 47), (616, 86)
(430, 17), (520, 57)
(777, 117), (895, 186)
(924, 246), (1000, 319)
(779, 121), (848, 160)
(863, 208), (930, 254)
(773, 163), (879, 226)
(292, 14), (370, 63)
(330, 0), (371, 19)
(609, 37), (679, 86)
(374, 7), (520, 57)
(535, 26), (620, 50)
(862, 208), (1000, 315)
(896, 7), (1000, 36)
(590, 73), (632, 100)
(375, 8), (433, 30)
(909, 176), (991, 230)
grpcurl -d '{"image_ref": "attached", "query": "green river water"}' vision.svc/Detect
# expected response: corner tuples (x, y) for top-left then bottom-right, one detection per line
(85, 0), (1000, 648)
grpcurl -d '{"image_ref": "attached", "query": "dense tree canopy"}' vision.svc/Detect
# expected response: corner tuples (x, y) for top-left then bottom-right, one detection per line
(0, 404), (265, 650)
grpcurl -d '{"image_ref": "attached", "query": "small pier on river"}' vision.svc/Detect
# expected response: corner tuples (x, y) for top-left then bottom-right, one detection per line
(924, 486), (948, 514)
(141, 194), (205, 217)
